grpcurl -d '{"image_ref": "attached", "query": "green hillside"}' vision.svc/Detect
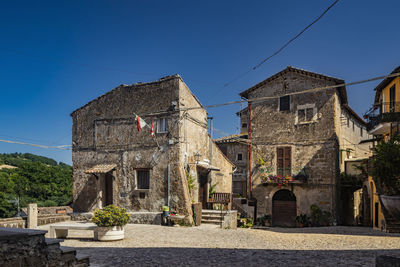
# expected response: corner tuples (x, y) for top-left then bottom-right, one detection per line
(0, 153), (72, 218)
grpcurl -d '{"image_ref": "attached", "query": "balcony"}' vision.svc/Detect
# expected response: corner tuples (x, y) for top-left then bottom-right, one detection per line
(366, 102), (400, 134)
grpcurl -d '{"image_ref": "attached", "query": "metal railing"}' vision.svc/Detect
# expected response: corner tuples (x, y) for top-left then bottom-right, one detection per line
(366, 102), (400, 131)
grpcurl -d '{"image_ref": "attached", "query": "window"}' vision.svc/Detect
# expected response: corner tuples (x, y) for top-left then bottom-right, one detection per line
(347, 117), (349, 127)
(156, 118), (168, 133)
(352, 121), (355, 131)
(296, 104), (316, 124)
(360, 127), (363, 137)
(237, 153), (243, 161)
(242, 123), (247, 128)
(298, 108), (315, 123)
(390, 85), (396, 112)
(277, 147), (291, 177)
(136, 170), (150, 189)
(279, 95), (290, 111)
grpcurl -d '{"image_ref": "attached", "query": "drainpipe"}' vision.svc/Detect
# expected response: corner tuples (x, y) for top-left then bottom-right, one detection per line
(208, 117), (213, 190)
(167, 163), (170, 207)
(249, 103), (253, 198)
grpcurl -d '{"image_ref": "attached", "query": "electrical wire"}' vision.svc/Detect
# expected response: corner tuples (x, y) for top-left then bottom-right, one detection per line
(0, 139), (71, 150)
(222, 0), (340, 89)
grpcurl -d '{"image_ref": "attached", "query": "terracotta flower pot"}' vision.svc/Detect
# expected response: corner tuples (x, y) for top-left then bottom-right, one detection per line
(380, 195), (400, 220)
(95, 226), (124, 241)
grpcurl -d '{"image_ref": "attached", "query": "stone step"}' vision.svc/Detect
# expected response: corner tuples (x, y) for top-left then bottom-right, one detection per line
(202, 214), (224, 219)
(76, 252), (90, 267)
(201, 219), (223, 225)
(202, 210), (228, 215)
(60, 246), (78, 265)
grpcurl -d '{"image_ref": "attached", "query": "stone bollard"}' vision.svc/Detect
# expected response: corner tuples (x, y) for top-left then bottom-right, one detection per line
(27, 203), (38, 229)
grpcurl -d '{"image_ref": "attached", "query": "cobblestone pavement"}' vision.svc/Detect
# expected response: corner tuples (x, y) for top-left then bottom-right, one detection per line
(39, 223), (400, 266)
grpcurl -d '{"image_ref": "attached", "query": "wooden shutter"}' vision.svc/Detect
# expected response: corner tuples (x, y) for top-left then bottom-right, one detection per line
(279, 96), (290, 111)
(137, 170), (150, 189)
(277, 147), (291, 177)
(284, 147), (291, 176)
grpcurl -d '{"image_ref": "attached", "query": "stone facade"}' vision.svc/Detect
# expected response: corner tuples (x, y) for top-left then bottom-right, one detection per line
(71, 75), (233, 222)
(233, 66), (369, 226)
(215, 135), (249, 197)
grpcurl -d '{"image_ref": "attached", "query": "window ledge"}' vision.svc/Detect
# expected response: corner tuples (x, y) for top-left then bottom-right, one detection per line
(296, 121), (317, 125)
(133, 189), (150, 192)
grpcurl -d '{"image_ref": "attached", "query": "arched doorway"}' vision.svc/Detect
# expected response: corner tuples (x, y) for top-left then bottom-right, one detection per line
(272, 189), (297, 227)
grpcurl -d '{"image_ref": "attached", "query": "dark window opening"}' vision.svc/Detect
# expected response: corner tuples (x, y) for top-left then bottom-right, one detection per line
(280, 95), (290, 111)
(237, 153), (243, 161)
(390, 85), (396, 112)
(242, 123), (247, 128)
(137, 170), (150, 189)
(277, 147), (291, 177)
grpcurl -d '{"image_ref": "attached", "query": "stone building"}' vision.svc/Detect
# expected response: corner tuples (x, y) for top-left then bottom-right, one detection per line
(235, 66), (370, 226)
(215, 134), (249, 198)
(70, 75), (233, 223)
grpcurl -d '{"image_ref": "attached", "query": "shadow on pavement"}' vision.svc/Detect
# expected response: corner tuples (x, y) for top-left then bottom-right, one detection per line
(76, 247), (400, 266)
(255, 226), (400, 237)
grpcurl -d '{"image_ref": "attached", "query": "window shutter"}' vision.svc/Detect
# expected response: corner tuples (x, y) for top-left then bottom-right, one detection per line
(277, 147), (284, 176)
(284, 147), (291, 176)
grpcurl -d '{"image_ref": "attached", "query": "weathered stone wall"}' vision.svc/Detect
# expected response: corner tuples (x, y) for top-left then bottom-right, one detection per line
(72, 75), (232, 222)
(216, 141), (248, 196)
(243, 70), (342, 219)
(177, 79), (233, 204)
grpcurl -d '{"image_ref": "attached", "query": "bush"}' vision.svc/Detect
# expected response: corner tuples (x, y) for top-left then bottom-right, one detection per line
(92, 205), (130, 227)
(372, 136), (400, 196)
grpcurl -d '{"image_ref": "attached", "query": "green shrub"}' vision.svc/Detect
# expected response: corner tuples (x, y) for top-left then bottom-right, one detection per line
(91, 205), (130, 227)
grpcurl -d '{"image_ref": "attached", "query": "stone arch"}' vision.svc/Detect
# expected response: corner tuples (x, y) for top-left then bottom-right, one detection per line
(272, 189), (297, 227)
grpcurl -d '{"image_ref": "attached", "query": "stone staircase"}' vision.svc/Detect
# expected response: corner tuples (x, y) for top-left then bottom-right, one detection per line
(385, 217), (400, 233)
(201, 210), (226, 225)
(0, 227), (89, 266)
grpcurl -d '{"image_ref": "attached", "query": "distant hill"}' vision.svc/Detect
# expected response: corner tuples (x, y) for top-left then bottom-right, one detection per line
(0, 153), (72, 218)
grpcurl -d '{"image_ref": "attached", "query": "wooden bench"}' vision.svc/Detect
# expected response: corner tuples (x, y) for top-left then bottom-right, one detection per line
(49, 223), (97, 239)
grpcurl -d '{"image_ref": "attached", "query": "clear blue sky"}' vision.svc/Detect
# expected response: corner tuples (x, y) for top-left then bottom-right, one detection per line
(0, 0), (399, 165)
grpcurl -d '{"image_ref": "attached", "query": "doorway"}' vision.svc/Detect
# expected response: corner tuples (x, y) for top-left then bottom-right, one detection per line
(104, 172), (113, 207)
(198, 173), (209, 209)
(272, 189), (297, 227)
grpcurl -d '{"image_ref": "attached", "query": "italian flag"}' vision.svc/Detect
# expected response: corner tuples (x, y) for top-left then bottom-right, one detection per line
(135, 114), (147, 132)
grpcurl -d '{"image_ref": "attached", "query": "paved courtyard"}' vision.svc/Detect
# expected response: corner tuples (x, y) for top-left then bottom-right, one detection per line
(40, 223), (400, 266)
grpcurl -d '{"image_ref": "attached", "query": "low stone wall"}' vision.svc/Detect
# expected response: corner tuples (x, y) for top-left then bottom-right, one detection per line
(21, 205), (73, 215)
(129, 212), (162, 225)
(222, 210), (238, 229)
(0, 217), (26, 228)
(0, 214), (71, 229)
(38, 215), (71, 226)
(71, 211), (162, 225)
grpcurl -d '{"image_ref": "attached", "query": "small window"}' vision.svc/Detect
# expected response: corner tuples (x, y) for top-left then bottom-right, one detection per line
(136, 170), (150, 189)
(360, 127), (363, 137)
(156, 118), (168, 133)
(297, 107), (315, 123)
(347, 117), (349, 127)
(242, 123), (247, 128)
(279, 95), (290, 111)
(237, 153), (243, 161)
(352, 121), (355, 131)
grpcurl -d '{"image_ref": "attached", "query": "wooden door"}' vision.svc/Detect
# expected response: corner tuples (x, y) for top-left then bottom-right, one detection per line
(105, 173), (113, 206)
(272, 189), (297, 227)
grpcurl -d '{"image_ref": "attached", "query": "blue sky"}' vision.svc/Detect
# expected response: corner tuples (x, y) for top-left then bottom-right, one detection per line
(0, 0), (399, 165)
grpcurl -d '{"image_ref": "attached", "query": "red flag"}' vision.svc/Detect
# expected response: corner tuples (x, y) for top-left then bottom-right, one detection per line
(136, 115), (141, 131)
(150, 116), (154, 138)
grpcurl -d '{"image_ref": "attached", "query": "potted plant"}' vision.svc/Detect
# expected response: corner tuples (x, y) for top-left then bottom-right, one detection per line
(92, 205), (130, 241)
(295, 214), (309, 227)
(372, 136), (400, 220)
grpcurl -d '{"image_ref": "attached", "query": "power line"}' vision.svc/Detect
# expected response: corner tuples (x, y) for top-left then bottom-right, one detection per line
(252, 0), (340, 70)
(222, 0), (340, 89)
(0, 139), (71, 150)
